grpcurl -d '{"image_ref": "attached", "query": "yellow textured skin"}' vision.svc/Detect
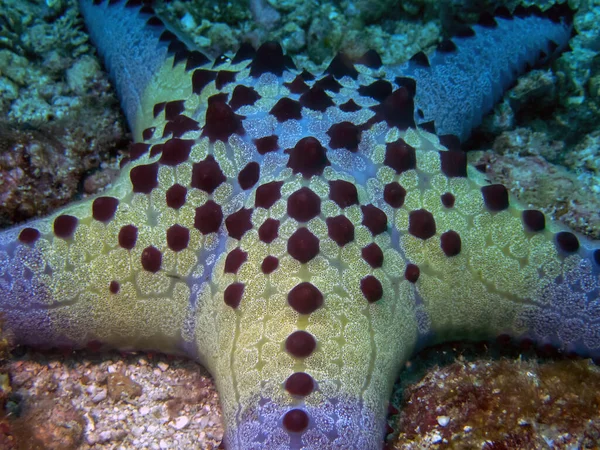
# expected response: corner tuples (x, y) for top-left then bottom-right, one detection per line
(1, 8), (599, 449)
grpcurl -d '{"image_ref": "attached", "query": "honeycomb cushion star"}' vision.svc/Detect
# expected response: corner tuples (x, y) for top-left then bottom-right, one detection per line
(0, 2), (596, 449)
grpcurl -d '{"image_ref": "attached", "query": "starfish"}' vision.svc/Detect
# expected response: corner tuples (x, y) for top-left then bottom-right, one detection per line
(0, 1), (598, 449)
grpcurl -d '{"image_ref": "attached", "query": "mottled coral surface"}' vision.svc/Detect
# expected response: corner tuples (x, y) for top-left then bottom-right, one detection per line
(0, 0), (127, 228)
(391, 343), (600, 449)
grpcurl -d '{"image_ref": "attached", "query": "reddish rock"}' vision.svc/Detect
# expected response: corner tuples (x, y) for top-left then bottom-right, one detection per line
(107, 372), (142, 402)
(392, 356), (600, 449)
(12, 395), (84, 450)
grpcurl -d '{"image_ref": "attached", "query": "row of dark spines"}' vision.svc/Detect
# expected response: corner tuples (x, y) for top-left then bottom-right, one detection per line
(103, 0), (380, 82)
(92, 0), (156, 6)
(90, 0), (575, 73)
(90, 0), (211, 71)
(90, 0), (291, 74)
(406, 2), (576, 70)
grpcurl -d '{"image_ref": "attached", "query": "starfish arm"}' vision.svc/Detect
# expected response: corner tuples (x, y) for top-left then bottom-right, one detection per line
(399, 161), (600, 358)
(78, 0), (167, 133)
(0, 164), (198, 354)
(0, 1), (219, 353)
(78, 0), (207, 140)
(0, 0), (208, 352)
(0, 0), (223, 359)
(386, 4), (575, 141)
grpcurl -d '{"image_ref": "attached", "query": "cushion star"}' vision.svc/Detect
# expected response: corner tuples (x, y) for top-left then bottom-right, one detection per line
(0, 1), (599, 449)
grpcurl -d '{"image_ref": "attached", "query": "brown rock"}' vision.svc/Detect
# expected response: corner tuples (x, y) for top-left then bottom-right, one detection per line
(107, 372), (142, 402)
(12, 395), (84, 450)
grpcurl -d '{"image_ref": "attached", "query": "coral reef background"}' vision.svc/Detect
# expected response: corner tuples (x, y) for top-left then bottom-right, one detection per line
(0, 0), (599, 448)
(1, 0), (599, 237)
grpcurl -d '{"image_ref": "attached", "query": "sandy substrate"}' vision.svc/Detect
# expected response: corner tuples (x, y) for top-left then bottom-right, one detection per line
(0, 349), (223, 449)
